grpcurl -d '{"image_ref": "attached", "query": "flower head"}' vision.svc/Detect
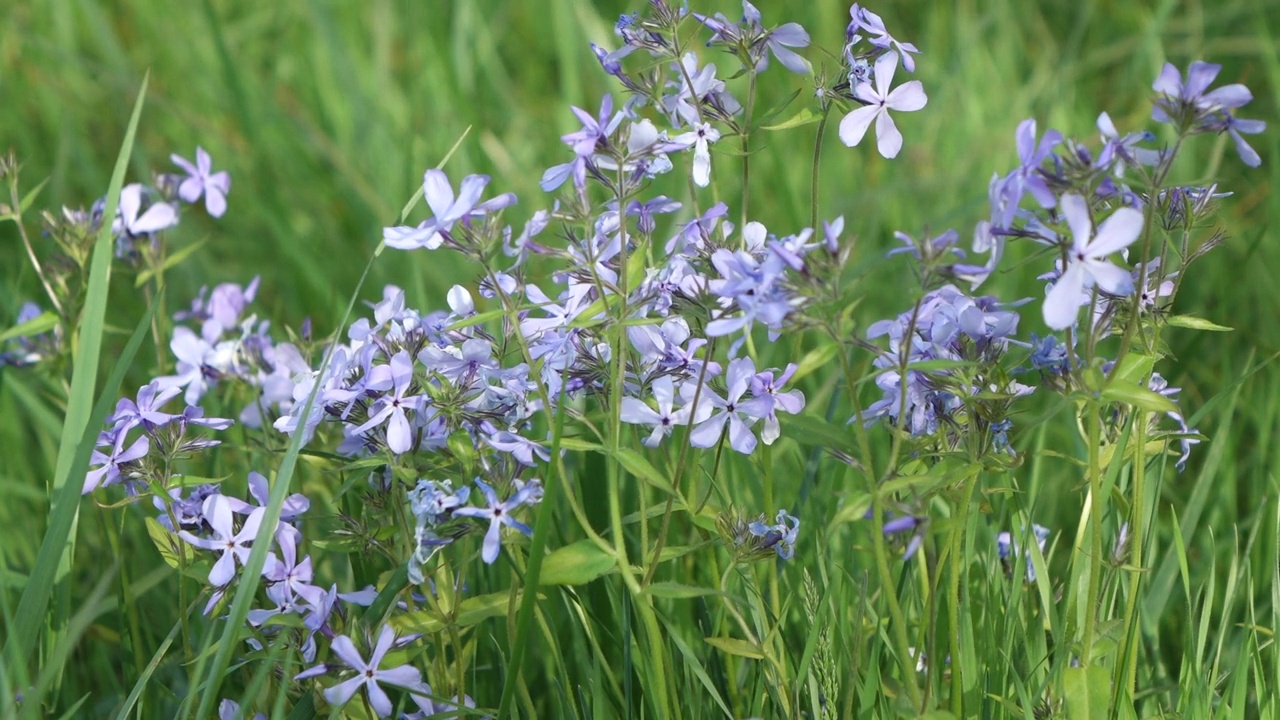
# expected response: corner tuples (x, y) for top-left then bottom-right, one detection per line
(838, 53), (927, 158)
(171, 147), (231, 217)
(384, 170), (517, 251)
(1042, 194), (1143, 330)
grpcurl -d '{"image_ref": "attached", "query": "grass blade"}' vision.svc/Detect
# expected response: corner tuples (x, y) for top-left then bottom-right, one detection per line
(2, 73), (150, 682)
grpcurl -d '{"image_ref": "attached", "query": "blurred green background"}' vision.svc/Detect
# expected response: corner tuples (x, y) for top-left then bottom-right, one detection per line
(1, 0), (1277, 713)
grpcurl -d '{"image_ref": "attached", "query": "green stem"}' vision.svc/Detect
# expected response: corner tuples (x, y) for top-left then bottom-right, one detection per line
(810, 104), (832, 232)
(1081, 401), (1103, 665)
(947, 468), (979, 715)
(832, 327), (922, 708)
(740, 69), (757, 234)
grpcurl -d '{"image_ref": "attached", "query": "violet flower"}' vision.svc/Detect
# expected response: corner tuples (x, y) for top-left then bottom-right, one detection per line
(320, 624), (429, 718)
(178, 496), (270, 587)
(383, 169), (517, 251)
(1042, 194), (1143, 330)
(838, 53), (927, 159)
(171, 147), (231, 218)
(453, 478), (543, 564)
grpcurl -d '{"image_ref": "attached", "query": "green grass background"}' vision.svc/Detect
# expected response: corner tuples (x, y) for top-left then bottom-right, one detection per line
(1, 0), (1278, 717)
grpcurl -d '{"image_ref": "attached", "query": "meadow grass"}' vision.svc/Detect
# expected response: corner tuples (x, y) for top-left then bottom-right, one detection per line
(1, 0), (1278, 718)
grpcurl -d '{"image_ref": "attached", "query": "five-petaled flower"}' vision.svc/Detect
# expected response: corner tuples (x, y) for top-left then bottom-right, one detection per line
(171, 147), (231, 218)
(838, 53), (927, 158)
(384, 169), (517, 251)
(1042, 193), (1143, 330)
(319, 624), (430, 718)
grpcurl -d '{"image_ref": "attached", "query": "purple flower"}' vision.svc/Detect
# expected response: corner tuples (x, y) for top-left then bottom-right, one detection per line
(670, 122), (722, 188)
(1042, 194), (1143, 330)
(1222, 113), (1266, 168)
(689, 357), (771, 454)
(321, 624), (429, 718)
(224, 471), (311, 522)
(384, 170), (517, 251)
(697, 2), (811, 74)
(83, 433), (149, 494)
(482, 430), (550, 467)
(154, 327), (218, 405)
(110, 381), (182, 434)
(838, 53), (927, 159)
(351, 351), (424, 454)
(749, 363), (805, 445)
(997, 524), (1050, 582)
(178, 495), (270, 587)
(454, 478), (543, 564)
(1152, 61), (1254, 122)
(621, 375), (694, 448)
(171, 147), (231, 218)
(996, 119), (1063, 225)
(262, 526), (325, 609)
(846, 5), (921, 73)
(218, 699), (265, 720)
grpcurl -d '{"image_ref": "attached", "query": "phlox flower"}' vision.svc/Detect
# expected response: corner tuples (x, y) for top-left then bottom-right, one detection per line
(321, 624), (430, 718)
(838, 53), (927, 159)
(83, 433), (149, 494)
(747, 509), (800, 560)
(351, 350), (424, 454)
(114, 183), (179, 237)
(997, 524), (1050, 582)
(453, 478), (543, 564)
(171, 147), (231, 218)
(1042, 194), (1143, 330)
(749, 363), (805, 445)
(110, 381), (182, 435)
(621, 375), (694, 448)
(384, 169), (517, 250)
(996, 119), (1062, 225)
(671, 121), (722, 187)
(218, 699), (265, 720)
(689, 357), (772, 454)
(178, 495), (271, 587)
(846, 4), (921, 72)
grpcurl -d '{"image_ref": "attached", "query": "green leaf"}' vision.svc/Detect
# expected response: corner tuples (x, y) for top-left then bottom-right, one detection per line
(557, 436), (603, 452)
(539, 540), (617, 585)
(791, 342), (839, 384)
(1109, 353), (1159, 385)
(134, 238), (209, 287)
(391, 591), (516, 634)
(762, 107), (820, 131)
(1101, 380), (1178, 414)
(0, 311), (58, 344)
(145, 518), (189, 570)
(614, 448), (675, 494)
(704, 636), (766, 660)
(1063, 666), (1110, 720)
(1166, 314), (1233, 332)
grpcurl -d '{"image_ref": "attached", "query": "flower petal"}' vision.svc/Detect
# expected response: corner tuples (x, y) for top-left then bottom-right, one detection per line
(838, 105), (880, 148)
(874, 110), (903, 159)
(1043, 263), (1087, 330)
(323, 675), (367, 711)
(1059, 194), (1093, 251)
(1089, 207), (1143, 256)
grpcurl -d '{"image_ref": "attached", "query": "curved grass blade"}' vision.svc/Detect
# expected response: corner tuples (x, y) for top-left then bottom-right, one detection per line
(2, 73), (150, 685)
